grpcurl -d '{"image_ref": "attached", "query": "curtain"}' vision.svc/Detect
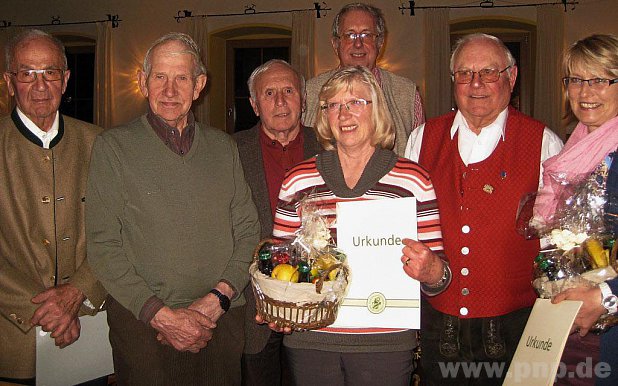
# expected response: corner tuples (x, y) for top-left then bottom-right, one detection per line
(423, 8), (451, 119)
(95, 22), (114, 128)
(187, 16), (210, 125)
(534, 5), (564, 138)
(0, 29), (16, 116)
(291, 10), (315, 81)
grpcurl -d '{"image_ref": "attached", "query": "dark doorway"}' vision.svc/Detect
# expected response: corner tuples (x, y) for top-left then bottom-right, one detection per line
(225, 38), (290, 133)
(57, 36), (96, 123)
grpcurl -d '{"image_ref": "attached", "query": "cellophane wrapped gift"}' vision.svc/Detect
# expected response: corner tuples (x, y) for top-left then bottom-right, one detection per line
(518, 166), (618, 332)
(250, 198), (349, 331)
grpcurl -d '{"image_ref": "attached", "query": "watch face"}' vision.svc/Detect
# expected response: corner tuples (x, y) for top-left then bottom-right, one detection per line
(604, 295), (618, 308)
(220, 295), (231, 311)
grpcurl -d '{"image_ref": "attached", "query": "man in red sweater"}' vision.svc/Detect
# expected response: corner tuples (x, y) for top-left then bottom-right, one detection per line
(405, 33), (563, 385)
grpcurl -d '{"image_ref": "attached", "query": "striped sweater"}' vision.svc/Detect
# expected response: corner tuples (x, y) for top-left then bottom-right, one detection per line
(273, 148), (444, 353)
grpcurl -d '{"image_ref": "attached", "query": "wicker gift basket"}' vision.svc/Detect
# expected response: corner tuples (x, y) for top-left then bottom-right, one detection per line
(250, 238), (349, 331)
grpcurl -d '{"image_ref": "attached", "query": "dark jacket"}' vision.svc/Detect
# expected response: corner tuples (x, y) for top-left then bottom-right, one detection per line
(233, 124), (321, 354)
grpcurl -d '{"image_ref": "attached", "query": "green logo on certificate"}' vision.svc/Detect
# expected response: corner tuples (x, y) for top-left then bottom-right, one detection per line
(367, 292), (386, 314)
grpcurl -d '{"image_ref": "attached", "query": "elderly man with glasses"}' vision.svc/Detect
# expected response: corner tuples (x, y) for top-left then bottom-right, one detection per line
(405, 33), (563, 385)
(302, 2), (424, 156)
(0, 29), (107, 384)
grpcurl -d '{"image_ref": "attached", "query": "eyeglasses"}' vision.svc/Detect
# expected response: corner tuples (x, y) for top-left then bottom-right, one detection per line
(452, 66), (512, 84)
(7, 68), (64, 83)
(562, 77), (618, 90)
(321, 98), (372, 114)
(339, 32), (379, 43)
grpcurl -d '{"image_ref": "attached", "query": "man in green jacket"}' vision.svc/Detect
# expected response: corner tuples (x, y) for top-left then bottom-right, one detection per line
(86, 32), (260, 385)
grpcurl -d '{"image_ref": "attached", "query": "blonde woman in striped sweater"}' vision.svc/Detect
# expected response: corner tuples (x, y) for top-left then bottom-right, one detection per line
(264, 66), (450, 386)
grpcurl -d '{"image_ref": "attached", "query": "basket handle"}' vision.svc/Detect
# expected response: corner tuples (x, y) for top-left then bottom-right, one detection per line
(252, 238), (283, 263)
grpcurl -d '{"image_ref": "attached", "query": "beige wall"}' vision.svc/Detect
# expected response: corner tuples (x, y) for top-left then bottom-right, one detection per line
(0, 0), (615, 129)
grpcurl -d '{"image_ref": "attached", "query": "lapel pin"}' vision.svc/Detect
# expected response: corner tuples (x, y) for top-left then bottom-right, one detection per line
(483, 184), (494, 194)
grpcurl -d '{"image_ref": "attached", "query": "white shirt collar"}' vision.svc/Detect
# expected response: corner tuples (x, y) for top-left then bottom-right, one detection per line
(449, 108), (509, 166)
(449, 108), (508, 140)
(16, 107), (59, 149)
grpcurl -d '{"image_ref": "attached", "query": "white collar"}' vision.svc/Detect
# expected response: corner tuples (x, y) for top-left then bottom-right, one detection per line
(16, 107), (59, 149)
(449, 108), (509, 140)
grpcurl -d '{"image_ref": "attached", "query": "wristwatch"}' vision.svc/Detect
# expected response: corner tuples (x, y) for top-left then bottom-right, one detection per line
(599, 282), (618, 314)
(209, 289), (231, 312)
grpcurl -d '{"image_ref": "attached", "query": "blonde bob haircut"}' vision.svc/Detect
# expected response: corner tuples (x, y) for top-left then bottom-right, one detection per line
(563, 34), (618, 79)
(315, 66), (395, 151)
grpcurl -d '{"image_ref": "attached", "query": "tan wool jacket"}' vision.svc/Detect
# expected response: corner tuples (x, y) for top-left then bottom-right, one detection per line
(0, 111), (107, 378)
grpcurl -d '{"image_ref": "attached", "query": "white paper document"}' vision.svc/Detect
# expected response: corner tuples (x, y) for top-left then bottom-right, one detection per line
(36, 311), (113, 386)
(503, 298), (582, 386)
(332, 197), (420, 329)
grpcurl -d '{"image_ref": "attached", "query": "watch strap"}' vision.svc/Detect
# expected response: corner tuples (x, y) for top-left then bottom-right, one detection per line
(209, 289), (231, 312)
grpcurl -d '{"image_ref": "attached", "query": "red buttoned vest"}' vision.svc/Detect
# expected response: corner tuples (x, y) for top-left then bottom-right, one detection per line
(419, 107), (543, 318)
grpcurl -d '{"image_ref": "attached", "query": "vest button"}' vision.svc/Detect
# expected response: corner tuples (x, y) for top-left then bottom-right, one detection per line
(461, 225), (470, 233)
(41, 196), (51, 203)
(461, 246), (470, 255)
(43, 239), (51, 246)
(461, 288), (470, 296)
(459, 307), (469, 316)
(461, 268), (469, 276)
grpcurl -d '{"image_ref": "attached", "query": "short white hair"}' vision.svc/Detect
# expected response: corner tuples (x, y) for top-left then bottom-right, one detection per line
(143, 32), (207, 78)
(247, 59), (305, 101)
(450, 33), (516, 74)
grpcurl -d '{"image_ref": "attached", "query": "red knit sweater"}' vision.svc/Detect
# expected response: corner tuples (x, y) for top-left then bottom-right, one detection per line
(419, 107), (543, 318)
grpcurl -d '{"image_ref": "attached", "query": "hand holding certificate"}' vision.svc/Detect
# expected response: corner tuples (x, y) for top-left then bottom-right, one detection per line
(401, 238), (447, 285)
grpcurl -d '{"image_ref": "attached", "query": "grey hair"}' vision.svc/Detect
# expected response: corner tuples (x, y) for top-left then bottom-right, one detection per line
(450, 33), (516, 74)
(142, 32), (207, 78)
(332, 3), (386, 48)
(247, 59), (306, 101)
(5, 29), (67, 70)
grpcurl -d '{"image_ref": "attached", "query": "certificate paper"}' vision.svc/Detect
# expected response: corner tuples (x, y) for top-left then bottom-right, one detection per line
(332, 198), (420, 329)
(36, 311), (113, 386)
(503, 298), (582, 386)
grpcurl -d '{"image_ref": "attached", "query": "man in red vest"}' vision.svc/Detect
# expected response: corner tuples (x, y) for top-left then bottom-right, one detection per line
(405, 33), (563, 385)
